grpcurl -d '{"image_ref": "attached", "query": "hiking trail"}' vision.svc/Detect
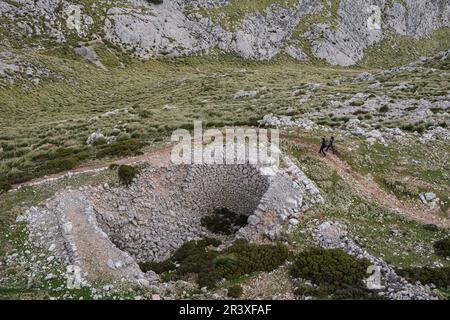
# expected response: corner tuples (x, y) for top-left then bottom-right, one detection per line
(294, 139), (449, 228)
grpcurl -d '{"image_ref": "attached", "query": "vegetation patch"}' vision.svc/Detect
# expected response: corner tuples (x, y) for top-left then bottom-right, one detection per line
(139, 259), (176, 274)
(434, 237), (450, 258)
(118, 165), (138, 186)
(397, 266), (450, 290)
(379, 105), (389, 113)
(0, 183), (12, 194)
(381, 177), (419, 199)
(139, 238), (288, 289)
(227, 284), (243, 298)
(201, 208), (248, 235)
(290, 247), (374, 299)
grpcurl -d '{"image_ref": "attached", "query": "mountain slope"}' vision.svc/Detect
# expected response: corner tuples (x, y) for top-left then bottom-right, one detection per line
(0, 0), (449, 65)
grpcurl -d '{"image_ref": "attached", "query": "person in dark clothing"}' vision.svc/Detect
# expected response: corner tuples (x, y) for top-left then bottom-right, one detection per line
(326, 136), (335, 153)
(319, 137), (327, 156)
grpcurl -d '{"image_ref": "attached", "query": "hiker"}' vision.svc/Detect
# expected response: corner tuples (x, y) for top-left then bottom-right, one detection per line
(319, 137), (327, 156)
(326, 136), (335, 154)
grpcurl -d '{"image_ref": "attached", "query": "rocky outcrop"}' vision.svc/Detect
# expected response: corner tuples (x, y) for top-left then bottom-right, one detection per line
(306, 0), (449, 66)
(1, 0), (448, 66)
(0, 50), (61, 88)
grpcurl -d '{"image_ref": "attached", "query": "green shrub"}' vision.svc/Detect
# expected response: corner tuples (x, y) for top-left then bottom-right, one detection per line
(350, 99), (365, 107)
(140, 238), (288, 290)
(332, 286), (383, 300)
(139, 259), (176, 274)
(92, 137), (107, 146)
(201, 208), (248, 235)
(423, 224), (439, 232)
(382, 177), (418, 199)
(415, 124), (426, 134)
(213, 254), (239, 269)
(172, 237), (221, 263)
(45, 157), (79, 171)
(397, 267), (450, 289)
(401, 123), (415, 132)
(177, 251), (218, 276)
(118, 165), (137, 186)
(109, 163), (119, 170)
(225, 240), (289, 275)
(228, 285), (243, 298)
(290, 248), (371, 296)
(95, 139), (143, 158)
(0, 183), (12, 194)
(352, 110), (368, 115)
(434, 237), (450, 257)
(294, 284), (319, 297)
(379, 105), (389, 113)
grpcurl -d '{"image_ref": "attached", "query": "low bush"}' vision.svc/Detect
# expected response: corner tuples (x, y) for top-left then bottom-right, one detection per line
(290, 248), (371, 297)
(118, 165), (137, 186)
(225, 240), (289, 275)
(423, 224), (439, 232)
(401, 123), (414, 132)
(415, 124), (426, 134)
(44, 157), (79, 171)
(352, 110), (368, 115)
(139, 260), (176, 274)
(92, 137), (107, 146)
(201, 208), (248, 235)
(332, 286), (383, 300)
(434, 237), (450, 257)
(401, 122), (426, 134)
(95, 139), (143, 158)
(379, 105), (389, 113)
(172, 237), (222, 263)
(0, 183), (12, 194)
(108, 163), (119, 170)
(397, 267), (450, 289)
(213, 254), (239, 269)
(227, 285), (243, 298)
(381, 177), (418, 199)
(350, 99), (365, 107)
(139, 238), (288, 290)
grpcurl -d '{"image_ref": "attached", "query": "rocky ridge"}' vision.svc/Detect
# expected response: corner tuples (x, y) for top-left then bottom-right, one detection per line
(0, 0), (448, 65)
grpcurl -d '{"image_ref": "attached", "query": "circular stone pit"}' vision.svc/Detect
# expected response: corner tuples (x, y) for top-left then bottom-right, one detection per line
(89, 164), (271, 263)
(19, 154), (324, 284)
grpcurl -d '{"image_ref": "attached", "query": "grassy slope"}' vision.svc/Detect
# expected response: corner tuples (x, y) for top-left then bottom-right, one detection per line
(284, 130), (450, 269)
(1, 40), (449, 185)
(195, 0), (299, 31)
(0, 50), (359, 184)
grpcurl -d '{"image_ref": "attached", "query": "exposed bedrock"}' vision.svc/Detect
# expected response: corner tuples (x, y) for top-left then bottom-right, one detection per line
(1, 0), (448, 65)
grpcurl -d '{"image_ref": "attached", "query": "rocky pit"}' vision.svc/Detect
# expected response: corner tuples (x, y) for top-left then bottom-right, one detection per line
(21, 156), (324, 284)
(15, 154), (438, 300)
(90, 164), (271, 263)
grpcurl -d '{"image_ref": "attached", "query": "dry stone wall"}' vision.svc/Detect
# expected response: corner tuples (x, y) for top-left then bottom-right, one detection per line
(19, 156), (323, 284)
